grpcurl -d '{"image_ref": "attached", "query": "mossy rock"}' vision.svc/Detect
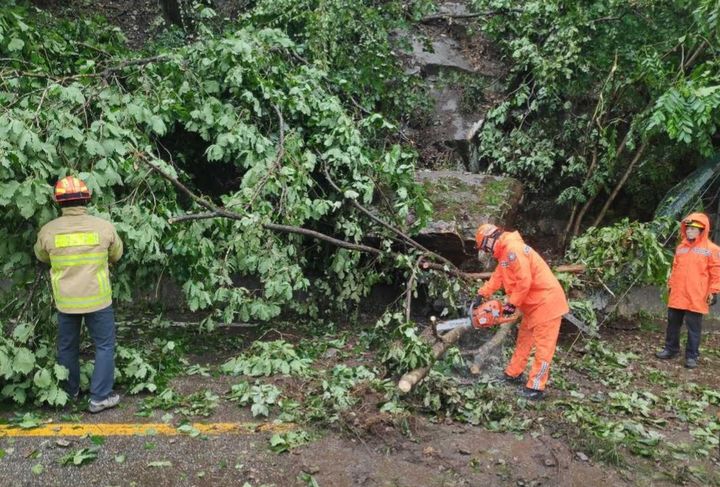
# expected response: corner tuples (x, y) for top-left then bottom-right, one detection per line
(415, 170), (523, 266)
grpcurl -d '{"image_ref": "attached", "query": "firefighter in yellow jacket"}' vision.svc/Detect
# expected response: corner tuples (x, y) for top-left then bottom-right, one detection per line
(34, 176), (123, 413)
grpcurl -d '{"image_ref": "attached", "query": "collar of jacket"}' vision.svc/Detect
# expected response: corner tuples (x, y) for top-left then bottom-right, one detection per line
(61, 206), (88, 217)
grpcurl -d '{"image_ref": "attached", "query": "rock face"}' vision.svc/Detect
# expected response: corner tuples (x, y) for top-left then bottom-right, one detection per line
(393, 2), (505, 171)
(415, 170), (523, 267)
(404, 36), (476, 76)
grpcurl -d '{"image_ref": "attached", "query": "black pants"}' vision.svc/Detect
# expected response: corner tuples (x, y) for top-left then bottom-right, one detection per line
(665, 308), (702, 359)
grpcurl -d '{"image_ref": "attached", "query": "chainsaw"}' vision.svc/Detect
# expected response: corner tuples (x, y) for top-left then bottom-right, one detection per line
(432, 299), (519, 336)
(432, 300), (596, 337)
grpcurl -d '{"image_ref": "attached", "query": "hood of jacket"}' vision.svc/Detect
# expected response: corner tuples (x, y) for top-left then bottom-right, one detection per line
(680, 212), (711, 246)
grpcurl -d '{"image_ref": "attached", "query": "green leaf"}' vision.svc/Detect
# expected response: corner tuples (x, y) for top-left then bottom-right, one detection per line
(31, 463), (44, 475)
(85, 139), (106, 156)
(8, 38), (25, 52)
(11, 323), (33, 343)
(90, 435), (105, 446)
(12, 348), (35, 374)
(54, 364), (69, 381)
(33, 368), (52, 389)
(59, 447), (99, 466)
(150, 116), (167, 136)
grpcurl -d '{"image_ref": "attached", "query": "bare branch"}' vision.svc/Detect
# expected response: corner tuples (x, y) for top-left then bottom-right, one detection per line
(591, 140), (649, 228)
(139, 154), (383, 255)
(420, 9), (522, 23)
(322, 164), (467, 277)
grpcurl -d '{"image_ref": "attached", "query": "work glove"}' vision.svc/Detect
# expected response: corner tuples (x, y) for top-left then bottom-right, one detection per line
(472, 294), (484, 308)
(503, 303), (516, 315)
(708, 294), (718, 306)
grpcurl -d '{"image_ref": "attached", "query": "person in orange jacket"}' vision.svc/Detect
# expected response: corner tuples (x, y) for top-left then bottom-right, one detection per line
(655, 212), (720, 368)
(474, 223), (569, 400)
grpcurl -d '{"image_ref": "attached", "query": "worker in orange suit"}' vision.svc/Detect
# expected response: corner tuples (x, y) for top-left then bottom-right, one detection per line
(656, 212), (720, 369)
(474, 223), (569, 400)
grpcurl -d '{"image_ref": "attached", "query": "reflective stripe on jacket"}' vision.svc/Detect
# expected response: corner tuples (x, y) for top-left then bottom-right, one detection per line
(478, 231), (569, 322)
(668, 212), (720, 314)
(34, 207), (123, 314)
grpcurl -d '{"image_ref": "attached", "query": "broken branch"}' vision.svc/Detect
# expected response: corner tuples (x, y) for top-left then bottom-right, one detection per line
(140, 155), (383, 255)
(398, 322), (472, 393)
(419, 262), (586, 281)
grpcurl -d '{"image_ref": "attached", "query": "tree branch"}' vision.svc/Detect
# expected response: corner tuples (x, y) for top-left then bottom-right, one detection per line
(420, 9), (522, 23)
(322, 164), (458, 269)
(405, 255), (425, 322)
(139, 154), (383, 255)
(246, 105), (285, 209)
(100, 55), (171, 78)
(591, 140), (649, 228)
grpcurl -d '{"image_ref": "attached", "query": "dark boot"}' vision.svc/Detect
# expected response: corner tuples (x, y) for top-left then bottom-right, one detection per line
(685, 358), (698, 369)
(498, 373), (524, 386)
(655, 349), (678, 360)
(518, 387), (544, 400)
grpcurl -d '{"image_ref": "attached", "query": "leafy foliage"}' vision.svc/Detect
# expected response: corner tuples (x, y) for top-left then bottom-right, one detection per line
(269, 430), (313, 453)
(567, 218), (674, 291)
(221, 340), (312, 377)
(228, 381), (282, 417)
(59, 446), (100, 467)
(0, 1), (435, 403)
(0, 329), (69, 406)
(469, 0), (720, 227)
(376, 312), (433, 374)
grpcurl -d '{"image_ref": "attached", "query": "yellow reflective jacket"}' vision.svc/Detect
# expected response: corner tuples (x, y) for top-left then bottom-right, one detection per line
(34, 207), (123, 314)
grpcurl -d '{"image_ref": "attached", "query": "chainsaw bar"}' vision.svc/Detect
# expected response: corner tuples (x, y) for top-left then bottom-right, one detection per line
(434, 311), (594, 336)
(434, 317), (471, 332)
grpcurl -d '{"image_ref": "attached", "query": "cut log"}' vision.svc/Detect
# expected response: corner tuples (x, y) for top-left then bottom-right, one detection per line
(398, 323), (472, 393)
(469, 323), (515, 375)
(397, 316), (520, 393)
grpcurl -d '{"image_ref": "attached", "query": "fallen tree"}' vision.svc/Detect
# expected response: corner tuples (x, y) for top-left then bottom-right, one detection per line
(398, 316), (520, 393)
(0, 4), (457, 406)
(0, 4), (449, 332)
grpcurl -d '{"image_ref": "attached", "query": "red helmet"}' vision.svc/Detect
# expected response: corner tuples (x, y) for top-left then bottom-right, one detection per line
(475, 223), (501, 253)
(54, 176), (91, 203)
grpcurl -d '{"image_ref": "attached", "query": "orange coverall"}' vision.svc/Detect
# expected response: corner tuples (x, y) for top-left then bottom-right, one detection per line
(667, 212), (720, 314)
(478, 231), (569, 390)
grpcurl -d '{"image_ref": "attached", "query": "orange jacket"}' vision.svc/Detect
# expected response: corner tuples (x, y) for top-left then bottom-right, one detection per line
(478, 232), (569, 322)
(667, 212), (720, 314)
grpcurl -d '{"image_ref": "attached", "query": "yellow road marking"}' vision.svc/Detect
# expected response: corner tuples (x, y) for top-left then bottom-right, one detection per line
(0, 422), (296, 437)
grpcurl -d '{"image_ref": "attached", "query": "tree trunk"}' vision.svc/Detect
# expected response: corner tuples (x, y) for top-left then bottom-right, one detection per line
(591, 140), (649, 228)
(397, 324), (472, 393)
(159, 0), (184, 28)
(397, 317), (520, 393)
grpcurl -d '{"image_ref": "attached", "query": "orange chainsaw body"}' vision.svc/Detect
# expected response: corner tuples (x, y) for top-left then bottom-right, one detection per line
(471, 299), (518, 328)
